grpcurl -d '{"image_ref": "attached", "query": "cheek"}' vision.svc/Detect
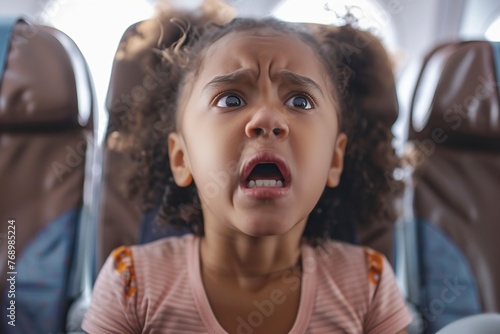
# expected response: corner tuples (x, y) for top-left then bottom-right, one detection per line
(184, 119), (242, 200)
(292, 119), (337, 183)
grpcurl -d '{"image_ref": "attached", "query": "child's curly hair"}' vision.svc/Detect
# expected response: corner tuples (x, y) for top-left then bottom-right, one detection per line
(308, 23), (403, 243)
(126, 16), (402, 246)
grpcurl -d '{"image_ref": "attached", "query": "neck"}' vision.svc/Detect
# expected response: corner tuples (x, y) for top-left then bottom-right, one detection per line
(199, 218), (306, 283)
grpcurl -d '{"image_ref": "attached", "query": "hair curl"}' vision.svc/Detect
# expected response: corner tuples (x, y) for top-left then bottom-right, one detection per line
(127, 16), (402, 246)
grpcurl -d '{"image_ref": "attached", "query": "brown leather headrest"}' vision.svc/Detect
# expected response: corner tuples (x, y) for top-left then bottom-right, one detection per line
(105, 17), (187, 133)
(0, 22), (86, 131)
(409, 41), (500, 147)
(106, 8), (235, 130)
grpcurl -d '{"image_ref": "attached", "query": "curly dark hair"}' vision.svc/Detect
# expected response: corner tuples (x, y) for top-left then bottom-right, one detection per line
(126, 16), (402, 246)
(307, 23), (403, 243)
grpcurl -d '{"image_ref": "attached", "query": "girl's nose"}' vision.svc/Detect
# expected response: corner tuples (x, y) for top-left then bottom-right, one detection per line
(244, 106), (289, 139)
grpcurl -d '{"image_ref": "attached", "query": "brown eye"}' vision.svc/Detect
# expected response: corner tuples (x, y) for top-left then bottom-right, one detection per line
(285, 95), (312, 109)
(216, 94), (245, 108)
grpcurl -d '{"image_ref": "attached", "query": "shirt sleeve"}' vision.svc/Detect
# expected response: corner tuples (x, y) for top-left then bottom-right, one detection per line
(363, 248), (413, 334)
(82, 246), (142, 334)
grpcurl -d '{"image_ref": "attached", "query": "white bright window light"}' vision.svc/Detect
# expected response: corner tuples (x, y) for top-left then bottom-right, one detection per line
(273, 0), (396, 50)
(45, 0), (155, 139)
(486, 16), (500, 41)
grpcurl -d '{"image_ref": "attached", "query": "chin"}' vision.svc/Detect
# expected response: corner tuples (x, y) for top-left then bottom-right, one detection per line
(236, 218), (298, 237)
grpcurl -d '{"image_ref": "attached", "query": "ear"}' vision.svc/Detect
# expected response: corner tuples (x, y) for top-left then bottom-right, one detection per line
(326, 133), (347, 188)
(168, 132), (193, 187)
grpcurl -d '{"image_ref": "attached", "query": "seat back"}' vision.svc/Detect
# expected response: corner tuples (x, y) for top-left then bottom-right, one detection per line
(100, 16), (402, 269)
(0, 18), (96, 333)
(99, 15), (188, 269)
(406, 40), (500, 333)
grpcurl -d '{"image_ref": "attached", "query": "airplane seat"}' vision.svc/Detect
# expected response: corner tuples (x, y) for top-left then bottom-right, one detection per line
(100, 17), (402, 273)
(404, 40), (500, 333)
(0, 17), (97, 333)
(100, 15), (405, 279)
(99, 14), (207, 269)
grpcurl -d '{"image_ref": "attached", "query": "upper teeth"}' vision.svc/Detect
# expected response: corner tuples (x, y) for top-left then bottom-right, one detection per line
(248, 180), (284, 188)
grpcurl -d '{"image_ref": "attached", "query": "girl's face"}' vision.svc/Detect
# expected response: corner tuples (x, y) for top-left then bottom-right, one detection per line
(169, 29), (347, 237)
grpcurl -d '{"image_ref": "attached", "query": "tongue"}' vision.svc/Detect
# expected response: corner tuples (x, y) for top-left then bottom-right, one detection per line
(247, 163), (283, 181)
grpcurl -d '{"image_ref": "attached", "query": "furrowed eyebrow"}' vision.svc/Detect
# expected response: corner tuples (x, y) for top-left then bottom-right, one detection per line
(202, 69), (257, 93)
(202, 69), (324, 99)
(272, 70), (324, 98)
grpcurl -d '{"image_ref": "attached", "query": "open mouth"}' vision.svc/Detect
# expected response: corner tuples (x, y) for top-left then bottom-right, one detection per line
(246, 163), (285, 188)
(240, 152), (291, 192)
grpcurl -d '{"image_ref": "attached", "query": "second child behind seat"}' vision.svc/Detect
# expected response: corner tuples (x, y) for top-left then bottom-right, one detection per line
(83, 17), (412, 333)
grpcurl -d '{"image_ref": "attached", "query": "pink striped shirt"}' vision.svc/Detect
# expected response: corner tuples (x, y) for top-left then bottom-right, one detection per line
(82, 234), (412, 333)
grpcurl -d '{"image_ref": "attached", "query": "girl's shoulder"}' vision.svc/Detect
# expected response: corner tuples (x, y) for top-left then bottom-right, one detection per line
(127, 233), (196, 262)
(307, 240), (389, 290)
(83, 235), (199, 332)
(304, 242), (412, 332)
(310, 239), (385, 267)
(106, 234), (196, 296)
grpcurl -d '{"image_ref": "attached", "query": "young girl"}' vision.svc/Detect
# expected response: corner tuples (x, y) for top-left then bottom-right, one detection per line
(82, 16), (412, 334)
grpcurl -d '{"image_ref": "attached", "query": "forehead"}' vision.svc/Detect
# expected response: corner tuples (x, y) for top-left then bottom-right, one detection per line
(196, 29), (331, 88)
